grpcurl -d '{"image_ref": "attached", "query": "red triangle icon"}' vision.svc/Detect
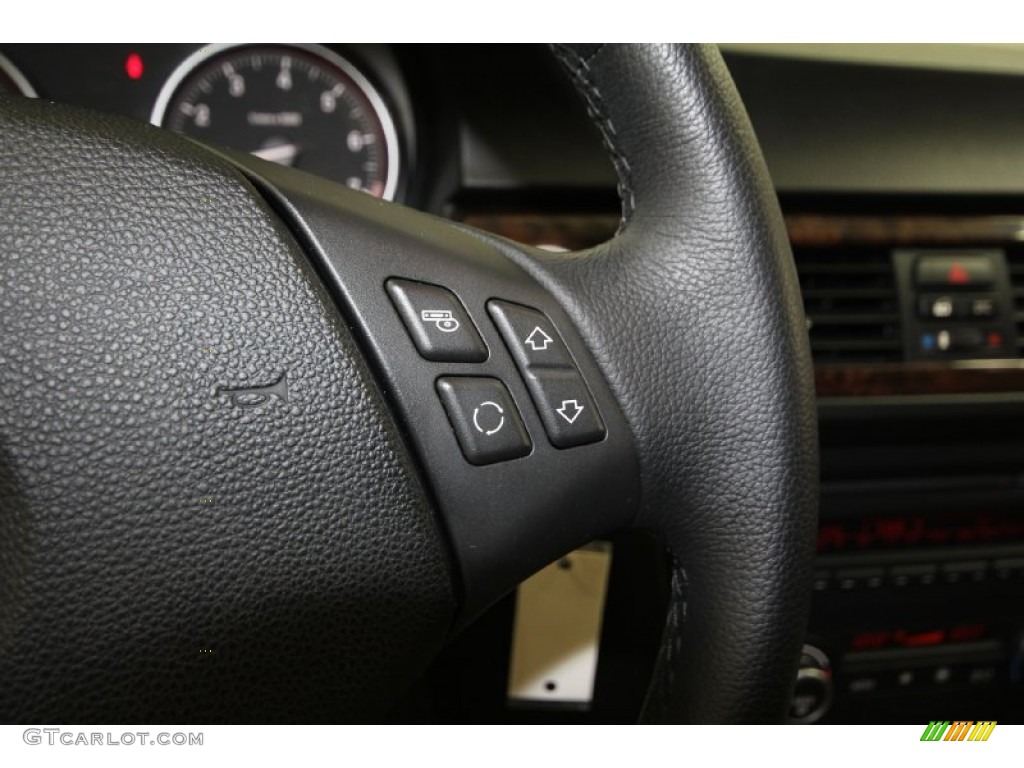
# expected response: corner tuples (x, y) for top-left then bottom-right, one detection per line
(948, 263), (971, 285)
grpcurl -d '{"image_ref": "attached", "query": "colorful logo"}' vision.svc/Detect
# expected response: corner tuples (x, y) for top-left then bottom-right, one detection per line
(920, 721), (997, 742)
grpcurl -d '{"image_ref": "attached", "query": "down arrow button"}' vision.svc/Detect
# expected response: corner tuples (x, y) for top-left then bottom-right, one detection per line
(556, 399), (585, 424)
(526, 369), (606, 448)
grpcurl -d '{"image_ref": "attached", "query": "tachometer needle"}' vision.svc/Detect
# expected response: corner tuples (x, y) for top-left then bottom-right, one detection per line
(251, 143), (300, 166)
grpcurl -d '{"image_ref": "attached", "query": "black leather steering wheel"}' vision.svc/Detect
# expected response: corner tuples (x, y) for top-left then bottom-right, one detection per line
(0, 44), (818, 723)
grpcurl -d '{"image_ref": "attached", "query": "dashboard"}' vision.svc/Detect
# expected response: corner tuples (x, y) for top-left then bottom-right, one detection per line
(2, 43), (1023, 724)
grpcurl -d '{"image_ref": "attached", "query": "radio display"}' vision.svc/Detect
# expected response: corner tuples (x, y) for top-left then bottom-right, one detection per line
(817, 510), (1024, 554)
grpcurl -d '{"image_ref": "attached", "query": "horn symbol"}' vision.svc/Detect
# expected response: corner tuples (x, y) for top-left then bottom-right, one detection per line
(219, 373), (289, 408)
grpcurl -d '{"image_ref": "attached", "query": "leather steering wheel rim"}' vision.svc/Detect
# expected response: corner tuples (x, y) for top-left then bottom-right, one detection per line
(533, 44), (819, 722)
(0, 43), (818, 723)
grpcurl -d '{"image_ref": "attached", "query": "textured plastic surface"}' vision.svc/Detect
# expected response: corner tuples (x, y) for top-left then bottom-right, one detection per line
(725, 51), (1024, 194)
(0, 95), (455, 722)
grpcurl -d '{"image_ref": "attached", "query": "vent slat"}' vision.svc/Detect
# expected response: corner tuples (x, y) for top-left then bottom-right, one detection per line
(797, 264), (894, 276)
(811, 340), (904, 352)
(801, 288), (898, 300)
(808, 313), (901, 325)
(1002, 249), (1022, 354)
(793, 246), (902, 364)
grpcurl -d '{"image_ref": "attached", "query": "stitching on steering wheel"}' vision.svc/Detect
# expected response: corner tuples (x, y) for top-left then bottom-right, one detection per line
(640, 557), (689, 721)
(550, 44), (636, 232)
(550, 44), (698, 720)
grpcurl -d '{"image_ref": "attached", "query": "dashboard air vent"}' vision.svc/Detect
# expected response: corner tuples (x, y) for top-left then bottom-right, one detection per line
(1007, 247), (1024, 355)
(792, 246), (903, 364)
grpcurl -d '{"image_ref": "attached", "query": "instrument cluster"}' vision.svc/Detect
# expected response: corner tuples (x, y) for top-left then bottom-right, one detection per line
(0, 44), (412, 202)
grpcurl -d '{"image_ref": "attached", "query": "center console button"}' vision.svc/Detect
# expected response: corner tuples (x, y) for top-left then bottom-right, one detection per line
(915, 255), (994, 289)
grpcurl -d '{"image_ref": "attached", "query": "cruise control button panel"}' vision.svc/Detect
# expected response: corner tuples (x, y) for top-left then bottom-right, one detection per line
(387, 278), (487, 363)
(436, 377), (531, 465)
(237, 163), (640, 624)
(488, 300), (606, 448)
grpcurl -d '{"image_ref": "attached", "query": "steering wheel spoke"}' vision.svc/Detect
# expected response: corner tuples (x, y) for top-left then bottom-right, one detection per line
(231, 155), (642, 624)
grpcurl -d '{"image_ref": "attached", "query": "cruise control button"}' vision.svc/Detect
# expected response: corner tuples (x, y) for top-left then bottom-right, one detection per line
(524, 369), (605, 448)
(436, 377), (531, 465)
(386, 279), (487, 363)
(487, 300), (575, 369)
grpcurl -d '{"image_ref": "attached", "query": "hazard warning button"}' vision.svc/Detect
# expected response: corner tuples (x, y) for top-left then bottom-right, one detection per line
(915, 255), (994, 289)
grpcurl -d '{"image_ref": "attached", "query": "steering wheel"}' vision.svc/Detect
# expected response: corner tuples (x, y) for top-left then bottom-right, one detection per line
(0, 44), (817, 723)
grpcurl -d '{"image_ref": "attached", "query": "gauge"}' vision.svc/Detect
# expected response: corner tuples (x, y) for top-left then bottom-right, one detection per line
(0, 52), (37, 96)
(152, 44), (400, 200)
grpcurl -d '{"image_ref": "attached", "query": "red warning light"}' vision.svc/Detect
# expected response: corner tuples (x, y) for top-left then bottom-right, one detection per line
(947, 262), (970, 285)
(125, 52), (144, 80)
(949, 623), (986, 643)
(901, 629), (946, 648)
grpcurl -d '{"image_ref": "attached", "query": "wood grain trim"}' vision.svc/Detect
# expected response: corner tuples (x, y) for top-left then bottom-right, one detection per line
(458, 210), (1024, 398)
(461, 212), (1024, 250)
(786, 214), (1024, 247)
(815, 362), (1024, 397)
(459, 213), (618, 253)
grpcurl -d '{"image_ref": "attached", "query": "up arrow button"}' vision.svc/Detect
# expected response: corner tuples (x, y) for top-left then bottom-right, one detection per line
(525, 326), (554, 351)
(487, 300), (574, 369)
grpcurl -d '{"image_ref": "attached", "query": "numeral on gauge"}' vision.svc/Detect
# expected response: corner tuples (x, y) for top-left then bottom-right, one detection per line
(276, 58), (292, 91)
(224, 63), (245, 97)
(347, 130), (365, 152)
(180, 102), (211, 128)
(321, 84), (344, 114)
